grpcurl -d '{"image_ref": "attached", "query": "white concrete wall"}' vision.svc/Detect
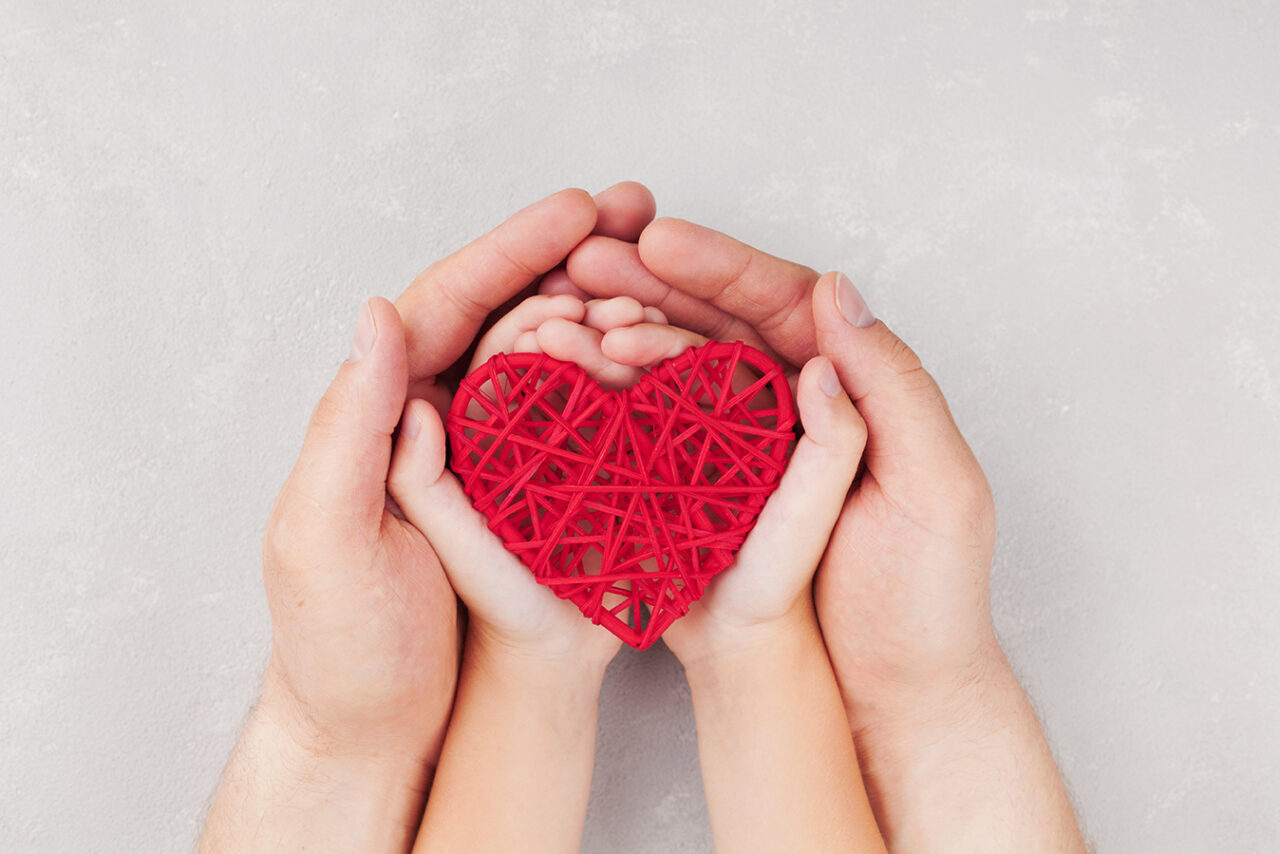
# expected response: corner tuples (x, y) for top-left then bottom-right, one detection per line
(2, 2), (1278, 851)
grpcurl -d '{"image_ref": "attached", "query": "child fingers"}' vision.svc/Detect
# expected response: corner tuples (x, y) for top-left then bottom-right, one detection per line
(536, 317), (643, 389)
(734, 357), (867, 580)
(599, 322), (709, 367)
(512, 330), (541, 354)
(792, 355), (867, 460)
(579, 296), (665, 334)
(470, 293), (585, 370)
(386, 399), (535, 599)
(582, 296), (648, 332)
(566, 236), (780, 358)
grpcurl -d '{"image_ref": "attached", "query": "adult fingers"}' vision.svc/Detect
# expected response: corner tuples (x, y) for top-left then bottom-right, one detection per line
(813, 271), (985, 493)
(538, 268), (592, 301)
(565, 236), (781, 360)
(280, 298), (408, 539)
(535, 182), (656, 302)
(395, 188), (597, 382)
(592, 181), (657, 241)
(637, 218), (822, 365)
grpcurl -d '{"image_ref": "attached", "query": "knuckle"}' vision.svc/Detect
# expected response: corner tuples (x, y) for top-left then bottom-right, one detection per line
(703, 311), (738, 343)
(936, 465), (996, 536)
(309, 390), (344, 434)
(882, 333), (925, 377)
(959, 478), (997, 543)
(612, 294), (642, 312)
(878, 333), (953, 415)
(309, 382), (358, 440)
(263, 502), (299, 564)
(386, 459), (411, 501)
(955, 466), (994, 516)
(972, 473), (997, 527)
(845, 411), (869, 449)
(488, 227), (542, 281)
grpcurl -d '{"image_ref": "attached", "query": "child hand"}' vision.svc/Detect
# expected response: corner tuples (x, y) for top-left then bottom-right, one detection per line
(594, 323), (869, 664)
(580, 313), (880, 853)
(485, 303), (869, 665)
(386, 294), (669, 667)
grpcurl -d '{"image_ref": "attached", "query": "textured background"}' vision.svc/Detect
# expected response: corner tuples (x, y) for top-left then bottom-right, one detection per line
(3, 2), (1279, 852)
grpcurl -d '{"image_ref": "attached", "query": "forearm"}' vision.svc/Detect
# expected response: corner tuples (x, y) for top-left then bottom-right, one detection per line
(682, 605), (886, 854)
(847, 642), (1086, 853)
(198, 675), (433, 854)
(414, 630), (607, 854)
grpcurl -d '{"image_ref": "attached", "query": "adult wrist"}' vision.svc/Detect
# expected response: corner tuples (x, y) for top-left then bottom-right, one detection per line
(840, 639), (1087, 852)
(841, 634), (1017, 742)
(256, 667), (438, 782)
(201, 675), (434, 854)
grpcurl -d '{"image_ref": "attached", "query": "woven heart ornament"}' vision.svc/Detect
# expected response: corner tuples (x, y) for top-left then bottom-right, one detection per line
(446, 341), (796, 649)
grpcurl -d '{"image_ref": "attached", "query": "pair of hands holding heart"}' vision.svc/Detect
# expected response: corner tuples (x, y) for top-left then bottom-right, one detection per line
(393, 286), (865, 673)
(252, 182), (1031, 849)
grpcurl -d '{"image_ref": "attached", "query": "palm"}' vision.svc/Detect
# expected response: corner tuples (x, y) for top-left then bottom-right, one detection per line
(391, 374), (629, 665)
(262, 498), (457, 743)
(664, 365), (804, 631)
(376, 517), (461, 692)
(437, 487), (622, 663)
(437, 380), (622, 662)
(816, 464), (996, 690)
(559, 226), (1003, 682)
(661, 514), (808, 658)
(661, 355), (865, 662)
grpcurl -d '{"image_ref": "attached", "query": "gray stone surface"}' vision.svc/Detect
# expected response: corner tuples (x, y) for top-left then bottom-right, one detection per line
(3, 2), (1278, 851)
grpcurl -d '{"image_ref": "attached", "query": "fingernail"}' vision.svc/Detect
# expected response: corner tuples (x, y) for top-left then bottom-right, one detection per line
(834, 273), (875, 329)
(819, 359), (842, 398)
(347, 300), (376, 362)
(402, 409), (422, 440)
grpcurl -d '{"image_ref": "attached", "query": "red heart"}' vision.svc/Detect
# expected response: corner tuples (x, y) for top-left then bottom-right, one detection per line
(445, 341), (795, 649)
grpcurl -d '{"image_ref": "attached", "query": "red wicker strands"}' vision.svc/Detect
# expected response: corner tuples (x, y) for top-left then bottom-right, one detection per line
(446, 341), (796, 650)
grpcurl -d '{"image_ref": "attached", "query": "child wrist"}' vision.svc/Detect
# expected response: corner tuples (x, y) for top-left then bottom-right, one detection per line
(464, 625), (612, 692)
(676, 604), (822, 686)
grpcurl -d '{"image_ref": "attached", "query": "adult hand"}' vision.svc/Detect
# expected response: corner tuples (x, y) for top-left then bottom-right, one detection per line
(602, 321), (866, 666)
(566, 224), (995, 687)
(199, 183), (656, 853)
(388, 294), (680, 853)
(655, 348), (883, 854)
(388, 294), (678, 669)
(564, 214), (1087, 853)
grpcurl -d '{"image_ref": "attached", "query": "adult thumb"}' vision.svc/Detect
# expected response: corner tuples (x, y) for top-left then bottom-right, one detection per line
(283, 297), (408, 535)
(812, 272), (982, 489)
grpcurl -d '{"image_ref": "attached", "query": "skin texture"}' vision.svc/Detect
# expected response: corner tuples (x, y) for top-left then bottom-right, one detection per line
(563, 210), (1088, 853)
(200, 180), (1084, 853)
(198, 184), (659, 854)
(387, 296), (655, 853)
(662, 351), (885, 854)
(390, 295), (885, 853)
